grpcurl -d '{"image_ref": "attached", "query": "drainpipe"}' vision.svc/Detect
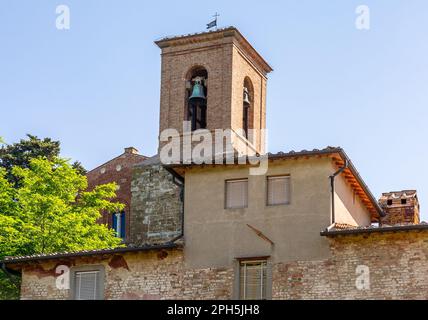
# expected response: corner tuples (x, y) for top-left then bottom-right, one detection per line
(329, 159), (349, 225)
(164, 167), (185, 243)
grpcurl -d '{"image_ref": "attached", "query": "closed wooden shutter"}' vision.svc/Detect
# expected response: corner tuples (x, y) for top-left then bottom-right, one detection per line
(75, 271), (99, 300)
(267, 176), (290, 206)
(239, 261), (267, 300)
(112, 213), (118, 235)
(120, 212), (126, 238)
(226, 179), (248, 209)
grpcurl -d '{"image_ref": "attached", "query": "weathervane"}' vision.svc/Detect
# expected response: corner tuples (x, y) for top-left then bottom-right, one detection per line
(206, 13), (220, 30)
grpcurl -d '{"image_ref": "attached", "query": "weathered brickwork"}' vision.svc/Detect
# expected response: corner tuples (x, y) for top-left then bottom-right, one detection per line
(379, 191), (420, 225)
(156, 28), (271, 154)
(19, 230), (428, 300)
(20, 249), (233, 300)
(274, 231), (428, 300)
(129, 159), (182, 246)
(86, 147), (146, 242)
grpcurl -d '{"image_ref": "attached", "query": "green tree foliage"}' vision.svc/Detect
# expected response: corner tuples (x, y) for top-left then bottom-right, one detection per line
(0, 134), (86, 185)
(0, 157), (124, 299)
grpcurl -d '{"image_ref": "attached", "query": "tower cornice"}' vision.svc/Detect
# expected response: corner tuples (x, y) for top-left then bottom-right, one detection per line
(155, 27), (273, 76)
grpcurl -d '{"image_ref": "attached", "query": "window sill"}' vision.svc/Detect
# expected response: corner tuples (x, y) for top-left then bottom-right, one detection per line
(266, 203), (291, 207)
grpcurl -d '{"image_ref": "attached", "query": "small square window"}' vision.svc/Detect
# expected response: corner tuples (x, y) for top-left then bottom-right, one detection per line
(70, 266), (105, 300)
(401, 199), (407, 205)
(267, 176), (291, 206)
(225, 179), (248, 209)
(387, 200), (393, 206)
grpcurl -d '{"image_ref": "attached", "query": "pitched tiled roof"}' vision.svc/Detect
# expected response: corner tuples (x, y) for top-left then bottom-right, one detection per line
(1, 243), (181, 265)
(321, 222), (428, 236)
(380, 190), (418, 200)
(330, 223), (358, 230)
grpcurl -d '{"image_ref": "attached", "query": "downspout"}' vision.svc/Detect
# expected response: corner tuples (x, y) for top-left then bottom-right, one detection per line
(329, 159), (349, 225)
(164, 167), (185, 243)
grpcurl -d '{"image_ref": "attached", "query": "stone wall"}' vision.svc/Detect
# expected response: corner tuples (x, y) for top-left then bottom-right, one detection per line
(18, 230), (428, 300)
(129, 159), (182, 246)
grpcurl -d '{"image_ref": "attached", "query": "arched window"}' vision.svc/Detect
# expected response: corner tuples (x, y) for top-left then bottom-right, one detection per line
(112, 211), (125, 239)
(186, 67), (208, 131)
(243, 78), (254, 139)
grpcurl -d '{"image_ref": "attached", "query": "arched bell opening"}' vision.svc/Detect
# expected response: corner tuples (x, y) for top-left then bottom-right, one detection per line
(243, 77), (254, 140)
(185, 66), (208, 131)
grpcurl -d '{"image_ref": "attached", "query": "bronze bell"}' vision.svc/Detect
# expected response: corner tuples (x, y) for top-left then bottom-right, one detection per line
(243, 87), (251, 105)
(189, 78), (206, 101)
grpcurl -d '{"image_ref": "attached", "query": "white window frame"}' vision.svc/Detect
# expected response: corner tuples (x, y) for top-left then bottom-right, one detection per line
(75, 271), (99, 300)
(70, 265), (105, 300)
(239, 260), (268, 300)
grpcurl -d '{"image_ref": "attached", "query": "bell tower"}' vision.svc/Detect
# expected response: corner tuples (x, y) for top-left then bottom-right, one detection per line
(155, 27), (272, 156)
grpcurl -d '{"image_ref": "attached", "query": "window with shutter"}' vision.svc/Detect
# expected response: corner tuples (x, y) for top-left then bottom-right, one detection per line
(74, 271), (100, 300)
(239, 260), (267, 300)
(267, 176), (290, 206)
(112, 211), (126, 239)
(225, 179), (248, 209)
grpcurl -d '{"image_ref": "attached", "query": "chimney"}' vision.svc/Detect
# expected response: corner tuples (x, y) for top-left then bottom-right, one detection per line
(379, 190), (420, 225)
(124, 147), (139, 155)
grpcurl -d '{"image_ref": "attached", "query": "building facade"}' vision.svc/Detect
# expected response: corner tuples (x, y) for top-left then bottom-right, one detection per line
(2, 27), (428, 300)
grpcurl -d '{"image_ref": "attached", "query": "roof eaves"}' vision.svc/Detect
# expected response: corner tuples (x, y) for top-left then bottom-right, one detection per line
(154, 27), (273, 74)
(320, 224), (428, 237)
(336, 149), (385, 218)
(86, 152), (147, 175)
(1, 243), (180, 265)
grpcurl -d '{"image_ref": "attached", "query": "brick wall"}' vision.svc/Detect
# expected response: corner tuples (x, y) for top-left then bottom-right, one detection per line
(86, 147), (146, 242)
(20, 249), (234, 300)
(19, 230), (428, 300)
(274, 231), (428, 299)
(379, 191), (420, 225)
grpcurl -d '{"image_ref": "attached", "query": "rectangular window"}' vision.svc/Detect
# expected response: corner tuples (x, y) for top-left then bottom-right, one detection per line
(239, 260), (267, 300)
(267, 176), (290, 206)
(74, 271), (101, 300)
(225, 179), (248, 209)
(112, 211), (126, 239)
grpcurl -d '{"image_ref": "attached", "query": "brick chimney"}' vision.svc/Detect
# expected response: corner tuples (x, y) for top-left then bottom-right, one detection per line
(124, 147), (139, 155)
(379, 190), (420, 225)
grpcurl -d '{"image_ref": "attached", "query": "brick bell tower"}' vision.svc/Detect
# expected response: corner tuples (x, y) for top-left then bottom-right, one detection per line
(155, 27), (273, 158)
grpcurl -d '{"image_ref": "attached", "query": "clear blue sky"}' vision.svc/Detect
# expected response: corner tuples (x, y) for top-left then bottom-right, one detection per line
(1, 1), (427, 219)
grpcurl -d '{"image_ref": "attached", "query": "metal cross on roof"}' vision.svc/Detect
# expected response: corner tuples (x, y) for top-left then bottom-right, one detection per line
(207, 13), (220, 30)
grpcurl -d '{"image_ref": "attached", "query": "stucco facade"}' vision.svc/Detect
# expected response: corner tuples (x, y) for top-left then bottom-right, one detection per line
(183, 158), (332, 268)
